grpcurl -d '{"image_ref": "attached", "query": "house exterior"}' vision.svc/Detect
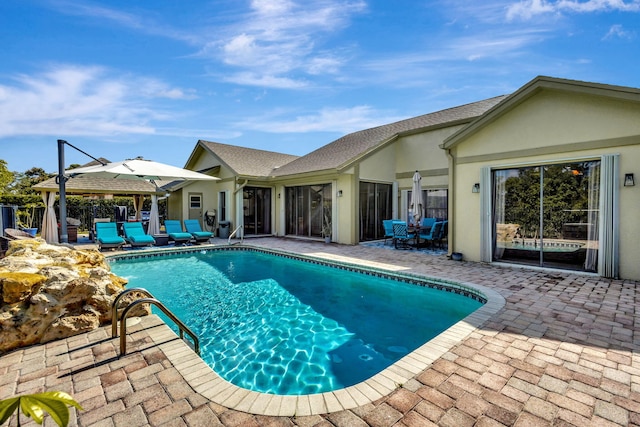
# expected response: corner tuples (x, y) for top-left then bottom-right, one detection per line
(171, 97), (505, 241)
(442, 76), (640, 281)
(174, 76), (639, 280)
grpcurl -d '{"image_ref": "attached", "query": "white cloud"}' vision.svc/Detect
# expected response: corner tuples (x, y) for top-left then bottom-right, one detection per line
(0, 65), (195, 138)
(49, 0), (201, 44)
(222, 72), (309, 89)
(507, 0), (640, 21)
(48, 1), (367, 90)
(206, 0), (367, 88)
(603, 23), (636, 39)
(235, 106), (403, 134)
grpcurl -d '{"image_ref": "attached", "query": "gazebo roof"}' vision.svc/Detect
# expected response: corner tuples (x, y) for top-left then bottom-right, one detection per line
(33, 176), (166, 195)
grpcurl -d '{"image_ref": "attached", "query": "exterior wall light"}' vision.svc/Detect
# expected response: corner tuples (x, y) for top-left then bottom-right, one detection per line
(624, 173), (635, 187)
(472, 183), (480, 193)
(337, 190), (343, 197)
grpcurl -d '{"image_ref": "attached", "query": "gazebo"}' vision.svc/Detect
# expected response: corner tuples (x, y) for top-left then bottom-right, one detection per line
(33, 175), (167, 244)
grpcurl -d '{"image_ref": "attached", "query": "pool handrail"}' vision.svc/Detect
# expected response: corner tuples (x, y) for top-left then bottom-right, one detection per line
(228, 224), (244, 245)
(111, 287), (154, 338)
(119, 297), (200, 356)
(111, 288), (200, 356)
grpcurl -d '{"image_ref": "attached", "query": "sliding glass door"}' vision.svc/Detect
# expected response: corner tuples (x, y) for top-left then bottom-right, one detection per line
(359, 182), (392, 241)
(492, 161), (600, 272)
(285, 184), (331, 238)
(242, 187), (271, 235)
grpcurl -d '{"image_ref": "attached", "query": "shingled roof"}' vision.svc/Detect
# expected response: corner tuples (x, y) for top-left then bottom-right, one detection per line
(197, 140), (300, 177)
(33, 176), (162, 195)
(271, 95), (509, 177)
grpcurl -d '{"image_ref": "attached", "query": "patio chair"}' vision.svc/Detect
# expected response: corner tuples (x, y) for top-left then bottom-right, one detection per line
(420, 217), (436, 231)
(418, 221), (443, 250)
(439, 220), (448, 249)
(95, 222), (126, 251)
(183, 219), (213, 243)
(392, 221), (413, 250)
(4, 228), (36, 240)
(164, 220), (193, 245)
(122, 222), (156, 247)
(382, 219), (396, 245)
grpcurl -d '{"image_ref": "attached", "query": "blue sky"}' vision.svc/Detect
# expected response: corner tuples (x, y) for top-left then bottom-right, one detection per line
(2, 0), (639, 173)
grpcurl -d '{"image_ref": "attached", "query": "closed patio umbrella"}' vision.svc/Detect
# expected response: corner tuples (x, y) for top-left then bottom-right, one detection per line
(41, 191), (59, 244)
(410, 170), (423, 225)
(147, 194), (160, 236)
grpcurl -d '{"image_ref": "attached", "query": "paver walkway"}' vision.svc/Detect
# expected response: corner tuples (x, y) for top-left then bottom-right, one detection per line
(1, 237), (638, 426)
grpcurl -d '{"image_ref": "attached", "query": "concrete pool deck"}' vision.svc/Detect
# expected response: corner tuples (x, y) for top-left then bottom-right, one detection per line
(1, 237), (639, 426)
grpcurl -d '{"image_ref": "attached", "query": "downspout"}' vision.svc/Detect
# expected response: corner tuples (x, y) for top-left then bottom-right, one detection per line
(445, 147), (455, 256)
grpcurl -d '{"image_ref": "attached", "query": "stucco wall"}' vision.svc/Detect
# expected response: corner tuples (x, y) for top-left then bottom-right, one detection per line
(456, 90), (640, 159)
(450, 88), (640, 280)
(360, 143), (396, 182)
(396, 127), (461, 175)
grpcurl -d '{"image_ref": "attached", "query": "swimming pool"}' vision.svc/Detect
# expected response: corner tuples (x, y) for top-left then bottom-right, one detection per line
(109, 247), (486, 395)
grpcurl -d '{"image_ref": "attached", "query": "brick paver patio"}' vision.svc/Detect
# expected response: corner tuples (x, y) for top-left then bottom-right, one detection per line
(1, 237), (638, 426)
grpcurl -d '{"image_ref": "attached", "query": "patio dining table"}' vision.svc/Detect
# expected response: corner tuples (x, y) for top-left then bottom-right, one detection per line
(408, 225), (433, 249)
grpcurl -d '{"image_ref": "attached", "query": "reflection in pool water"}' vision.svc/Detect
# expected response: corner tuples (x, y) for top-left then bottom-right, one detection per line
(110, 248), (484, 395)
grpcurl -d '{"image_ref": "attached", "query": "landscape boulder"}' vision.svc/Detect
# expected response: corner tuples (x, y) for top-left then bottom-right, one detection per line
(0, 238), (147, 354)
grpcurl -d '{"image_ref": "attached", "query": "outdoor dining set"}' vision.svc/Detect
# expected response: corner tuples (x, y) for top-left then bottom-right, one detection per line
(383, 218), (448, 250)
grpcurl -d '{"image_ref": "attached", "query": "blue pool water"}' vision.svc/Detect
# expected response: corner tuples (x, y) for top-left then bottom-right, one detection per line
(110, 249), (483, 395)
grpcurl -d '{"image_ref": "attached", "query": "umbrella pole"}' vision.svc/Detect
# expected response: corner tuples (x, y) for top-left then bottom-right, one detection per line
(56, 139), (106, 244)
(57, 139), (69, 244)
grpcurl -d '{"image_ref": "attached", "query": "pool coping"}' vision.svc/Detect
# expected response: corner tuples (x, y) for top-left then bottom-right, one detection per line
(109, 244), (506, 416)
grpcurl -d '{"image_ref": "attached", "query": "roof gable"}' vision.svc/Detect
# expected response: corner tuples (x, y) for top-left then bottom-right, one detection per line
(196, 140), (299, 177)
(442, 76), (640, 150)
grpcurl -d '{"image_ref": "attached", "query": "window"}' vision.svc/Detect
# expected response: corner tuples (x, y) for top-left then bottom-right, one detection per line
(218, 191), (227, 221)
(189, 195), (201, 209)
(406, 189), (448, 223)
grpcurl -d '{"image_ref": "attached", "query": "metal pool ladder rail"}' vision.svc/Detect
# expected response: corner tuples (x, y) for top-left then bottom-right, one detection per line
(111, 288), (200, 356)
(228, 224), (244, 245)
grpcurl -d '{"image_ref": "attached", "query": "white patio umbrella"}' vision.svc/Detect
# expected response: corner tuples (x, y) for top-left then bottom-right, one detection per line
(68, 157), (219, 182)
(41, 191), (59, 244)
(65, 157), (219, 238)
(410, 170), (424, 226)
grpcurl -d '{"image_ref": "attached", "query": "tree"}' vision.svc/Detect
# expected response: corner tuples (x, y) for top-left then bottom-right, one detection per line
(11, 167), (55, 195)
(0, 160), (14, 195)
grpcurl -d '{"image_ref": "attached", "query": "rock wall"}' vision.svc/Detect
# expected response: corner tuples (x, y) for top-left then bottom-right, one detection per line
(0, 238), (145, 354)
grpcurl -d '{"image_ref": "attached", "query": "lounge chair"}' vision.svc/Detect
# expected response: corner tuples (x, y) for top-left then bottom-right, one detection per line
(95, 222), (126, 251)
(418, 221), (444, 249)
(164, 220), (193, 245)
(392, 221), (413, 250)
(92, 218), (111, 241)
(122, 222), (156, 247)
(183, 219), (213, 243)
